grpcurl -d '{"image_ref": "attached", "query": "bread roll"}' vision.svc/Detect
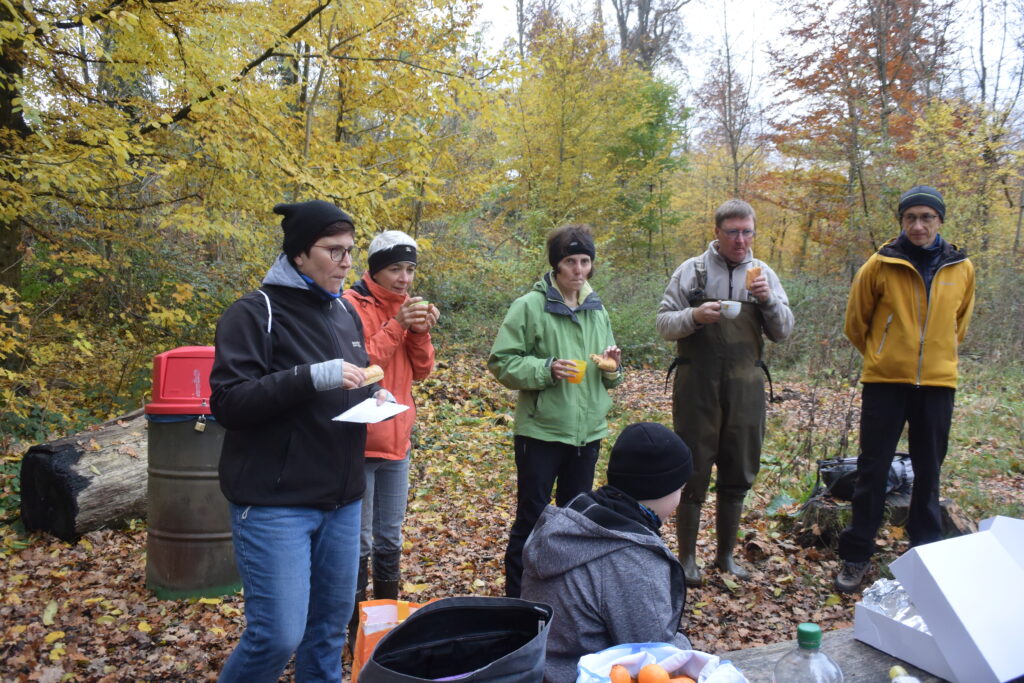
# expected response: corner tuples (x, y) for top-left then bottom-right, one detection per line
(745, 266), (762, 290)
(589, 354), (617, 372)
(359, 364), (384, 387)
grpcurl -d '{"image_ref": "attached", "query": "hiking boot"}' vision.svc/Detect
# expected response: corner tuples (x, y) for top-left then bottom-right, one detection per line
(834, 560), (870, 593)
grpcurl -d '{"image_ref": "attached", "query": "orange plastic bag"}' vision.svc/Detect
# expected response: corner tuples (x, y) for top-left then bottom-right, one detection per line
(351, 599), (428, 682)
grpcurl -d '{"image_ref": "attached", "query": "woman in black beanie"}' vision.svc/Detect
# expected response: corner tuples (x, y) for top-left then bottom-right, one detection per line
(211, 200), (387, 682)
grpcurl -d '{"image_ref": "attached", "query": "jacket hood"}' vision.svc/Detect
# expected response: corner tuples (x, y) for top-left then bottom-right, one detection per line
(524, 491), (671, 581)
(262, 253), (311, 290)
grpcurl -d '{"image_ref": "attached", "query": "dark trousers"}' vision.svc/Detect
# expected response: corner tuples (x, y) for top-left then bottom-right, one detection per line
(504, 435), (599, 597)
(838, 383), (955, 562)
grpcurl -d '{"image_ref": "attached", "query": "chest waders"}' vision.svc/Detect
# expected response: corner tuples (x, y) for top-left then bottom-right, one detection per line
(669, 290), (767, 585)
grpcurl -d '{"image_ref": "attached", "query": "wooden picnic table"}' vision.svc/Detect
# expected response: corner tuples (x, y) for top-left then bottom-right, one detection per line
(720, 626), (945, 682)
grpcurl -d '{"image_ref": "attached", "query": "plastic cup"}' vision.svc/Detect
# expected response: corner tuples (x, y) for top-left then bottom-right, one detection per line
(567, 359), (587, 384)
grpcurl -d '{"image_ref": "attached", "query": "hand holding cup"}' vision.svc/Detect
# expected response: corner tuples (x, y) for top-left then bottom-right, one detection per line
(719, 300), (741, 319)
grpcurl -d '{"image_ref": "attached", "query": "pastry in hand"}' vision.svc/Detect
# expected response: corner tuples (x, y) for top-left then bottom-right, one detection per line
(589, 354), (617, 372)
(745, 266), (762, 290)
(359, 364), (384, 387)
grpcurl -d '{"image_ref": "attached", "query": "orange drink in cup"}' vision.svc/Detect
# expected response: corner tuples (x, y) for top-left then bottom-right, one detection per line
(567, 359), (587, 384)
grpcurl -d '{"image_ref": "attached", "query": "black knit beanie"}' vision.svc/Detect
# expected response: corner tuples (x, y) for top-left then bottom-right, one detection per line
(273, 200), (355, 259)
(898, 186), (945, 222)
(548, 228), (596, 269)
(607, 423), (693, 501)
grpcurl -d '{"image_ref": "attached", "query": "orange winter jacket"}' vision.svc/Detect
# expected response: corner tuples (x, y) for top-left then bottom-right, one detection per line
(844, 237), (975, 389)
(343, 276), (435, 460)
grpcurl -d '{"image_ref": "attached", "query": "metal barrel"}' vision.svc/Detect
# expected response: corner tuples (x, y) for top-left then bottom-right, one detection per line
(145, 417), (239, 599)
(144, 346), (240, 599)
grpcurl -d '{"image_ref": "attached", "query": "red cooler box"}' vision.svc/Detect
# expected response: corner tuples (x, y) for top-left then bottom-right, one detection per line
(145, 346), (240, 599)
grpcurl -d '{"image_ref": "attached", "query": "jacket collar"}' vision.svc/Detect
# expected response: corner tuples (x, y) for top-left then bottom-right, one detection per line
(538, 272), (603, 321)
(878, 235), (968, 267)
(351, 275), (406, 310)
(707, 239), (754, 268)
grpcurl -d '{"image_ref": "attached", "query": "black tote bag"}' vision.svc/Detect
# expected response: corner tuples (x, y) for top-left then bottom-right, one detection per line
(358, 596), (553, 682)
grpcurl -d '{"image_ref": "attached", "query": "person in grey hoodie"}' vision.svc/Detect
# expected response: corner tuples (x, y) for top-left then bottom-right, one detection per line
(521, 422), (694, 683)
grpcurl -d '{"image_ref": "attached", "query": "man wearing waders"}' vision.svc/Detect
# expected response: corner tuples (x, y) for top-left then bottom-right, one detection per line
(656, 199), (794, 586)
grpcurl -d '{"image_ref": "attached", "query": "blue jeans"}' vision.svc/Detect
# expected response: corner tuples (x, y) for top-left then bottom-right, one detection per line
(360, 455), (410, 579)
(218, 501), (361, 683)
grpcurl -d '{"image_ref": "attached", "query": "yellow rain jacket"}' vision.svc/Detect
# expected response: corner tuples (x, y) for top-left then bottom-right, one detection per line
(845, 237), (975, 388)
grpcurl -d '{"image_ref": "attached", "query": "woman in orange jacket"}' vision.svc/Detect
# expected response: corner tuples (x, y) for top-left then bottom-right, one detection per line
(343, 231), (439, 609)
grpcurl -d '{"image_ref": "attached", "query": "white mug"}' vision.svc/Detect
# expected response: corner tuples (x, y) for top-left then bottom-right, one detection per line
(719, 300), (742, 319)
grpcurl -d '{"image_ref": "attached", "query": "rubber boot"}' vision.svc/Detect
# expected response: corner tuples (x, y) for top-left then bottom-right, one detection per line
(372, 549), (402, 600)
(347, 556), (369, 649)
(675, 502), (703, 587)
(373, 577), (400, 600)
(714, 498), (751, 579)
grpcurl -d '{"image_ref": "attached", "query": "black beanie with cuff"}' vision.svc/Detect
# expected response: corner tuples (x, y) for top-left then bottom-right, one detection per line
(607, 422), (693, 501)
(274, 200), (355, 259)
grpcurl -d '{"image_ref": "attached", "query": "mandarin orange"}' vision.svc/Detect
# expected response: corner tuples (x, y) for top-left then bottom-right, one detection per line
(637, 663), (670, 683)
(609, 664), (632, 683)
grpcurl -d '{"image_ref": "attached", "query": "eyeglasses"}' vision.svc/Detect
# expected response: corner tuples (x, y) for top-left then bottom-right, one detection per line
(720, 228), (755, 240)
(902, 213), (940, 226)
(312, 245), (358, 262)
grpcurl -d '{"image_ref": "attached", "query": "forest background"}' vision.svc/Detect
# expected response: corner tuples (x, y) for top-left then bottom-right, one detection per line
(1, 0), (1023, 676)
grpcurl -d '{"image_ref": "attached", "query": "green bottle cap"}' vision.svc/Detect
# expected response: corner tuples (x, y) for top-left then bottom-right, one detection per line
(797, 622), (822, 649)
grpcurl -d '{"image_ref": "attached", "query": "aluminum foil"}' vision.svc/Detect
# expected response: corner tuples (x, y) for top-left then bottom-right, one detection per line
(860, 578), (932, 634)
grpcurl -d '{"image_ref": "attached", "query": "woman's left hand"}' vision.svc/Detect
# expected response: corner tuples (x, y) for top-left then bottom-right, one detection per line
(410, 304), (440, 334)
(602, 345), (622, 368)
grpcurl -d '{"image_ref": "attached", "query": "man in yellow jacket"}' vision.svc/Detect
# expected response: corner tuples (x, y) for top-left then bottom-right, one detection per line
(835, 185), (975, 593)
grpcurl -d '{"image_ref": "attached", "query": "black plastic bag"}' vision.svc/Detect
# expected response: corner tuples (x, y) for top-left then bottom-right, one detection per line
(358, 596), (553, 682)
(816, 452), (914, 501)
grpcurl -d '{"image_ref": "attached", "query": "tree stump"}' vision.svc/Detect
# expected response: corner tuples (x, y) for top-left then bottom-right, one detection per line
(789, 493), (976, 548)
(20, 409), (148, 542)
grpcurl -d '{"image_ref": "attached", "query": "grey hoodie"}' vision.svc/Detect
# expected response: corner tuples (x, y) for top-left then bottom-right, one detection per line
(521, 489), (690, 683)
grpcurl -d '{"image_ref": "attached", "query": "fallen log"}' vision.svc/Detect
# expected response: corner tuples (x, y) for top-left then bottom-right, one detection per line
(20, 409), (148, 542)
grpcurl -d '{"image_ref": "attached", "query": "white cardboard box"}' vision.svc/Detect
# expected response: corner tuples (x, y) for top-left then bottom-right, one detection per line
(854, 516), (1024, 683)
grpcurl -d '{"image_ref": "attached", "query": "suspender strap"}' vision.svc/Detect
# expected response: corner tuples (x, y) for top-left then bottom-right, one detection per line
(665, 356), (685, 391)
(756, 359), (774, 403)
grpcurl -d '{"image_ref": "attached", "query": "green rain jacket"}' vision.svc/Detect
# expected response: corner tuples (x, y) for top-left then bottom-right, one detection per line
(488, 274), (623, 447)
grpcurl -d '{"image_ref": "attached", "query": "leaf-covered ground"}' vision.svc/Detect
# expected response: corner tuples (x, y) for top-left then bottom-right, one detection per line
(2, 357), (1021, 681)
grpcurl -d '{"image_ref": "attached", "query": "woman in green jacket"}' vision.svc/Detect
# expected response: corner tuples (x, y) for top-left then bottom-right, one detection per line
(488, 224), (623, 597)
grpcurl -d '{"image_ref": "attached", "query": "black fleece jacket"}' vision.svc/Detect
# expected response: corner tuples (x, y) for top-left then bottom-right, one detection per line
(210, 261), (376, 508)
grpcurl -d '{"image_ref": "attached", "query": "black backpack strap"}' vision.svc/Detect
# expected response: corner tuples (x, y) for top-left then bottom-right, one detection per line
(687, 254), (708, 305)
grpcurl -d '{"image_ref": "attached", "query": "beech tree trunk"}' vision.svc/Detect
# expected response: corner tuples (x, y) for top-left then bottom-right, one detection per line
(20, 409), (148, 542)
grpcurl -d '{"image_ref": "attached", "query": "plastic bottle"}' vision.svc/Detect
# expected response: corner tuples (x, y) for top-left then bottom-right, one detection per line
(889, 665), (922, 683)
(770, 622), (844, 682)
